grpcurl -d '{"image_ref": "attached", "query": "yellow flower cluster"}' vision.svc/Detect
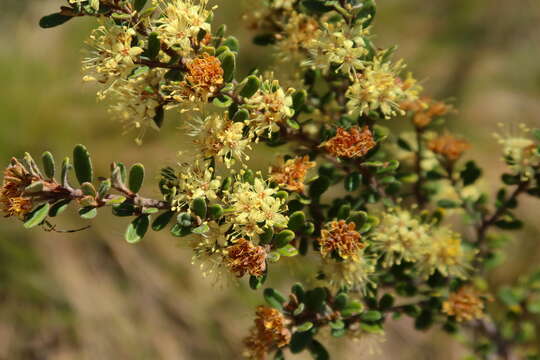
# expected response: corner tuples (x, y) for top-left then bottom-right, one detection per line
(346, 57), (418, 119)
(83, 22), (143, 85)
(245, 77), (295, 137)
(494, 123), (540, 182)
(371, 208), (470, 279)
(152, 0), (212, 55)
(226, 176), (288, 237)
(303, 22), (370, 78)
(187, 113), (252, 168)
(105, 69), (166, 144)
(169, 161), (221, 210)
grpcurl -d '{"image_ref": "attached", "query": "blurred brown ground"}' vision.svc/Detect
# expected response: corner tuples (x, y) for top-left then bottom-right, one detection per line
(0, 0), (539, 359)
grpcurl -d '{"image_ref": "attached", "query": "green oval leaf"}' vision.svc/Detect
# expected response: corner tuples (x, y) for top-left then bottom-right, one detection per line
(41, 151), (56, 179)
(239, 75), (260, 98)
(125, 215), (150, 243)
(39, 13), (72, 29)
(128, 163), (145, 193)
(79, 206), (98, 219)
(152, 211), (175, 231)
(24, 203), (50, 229)
(73, 144), (93, 185)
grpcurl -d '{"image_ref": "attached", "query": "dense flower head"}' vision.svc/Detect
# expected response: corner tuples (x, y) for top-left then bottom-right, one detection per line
(82, 22), (143, 85)
(417, 226), (470, 279)
(274, 12), (319, 61)
(245, 77), (295, 136)
(169, 160), (221, 210)
(442, 286), (485, 322)
(269, 155), (315, 192)
(187, 113), (252, 167)
(0, 159), (36, 219)
(303, 21), (370, 78)
(319, 220), (365, 261)
(104, 68), (165, 144)
(226, 176), (288, 237)
(319, 253), (376, 294)
(494, 123), (540, 181)
(322, 126), (376, 158)
(244, 306), (291, 360)
(428, 134), (470, 163)
(346, 57), (413, 119)
(226, 238), (267, 277)
(152, 0), (212, 56)
(370, 208), (430, 267)
(179, 53), (224, 100)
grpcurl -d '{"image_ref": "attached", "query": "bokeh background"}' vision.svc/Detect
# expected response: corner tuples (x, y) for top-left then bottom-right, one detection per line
(1, 0), (539, 359)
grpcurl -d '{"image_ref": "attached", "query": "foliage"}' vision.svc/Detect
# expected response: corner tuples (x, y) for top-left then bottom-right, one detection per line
(1, 0), (540, 358)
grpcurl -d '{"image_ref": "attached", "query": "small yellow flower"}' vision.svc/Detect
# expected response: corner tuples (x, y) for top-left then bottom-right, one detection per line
(417, 226), (470, 279)
(83, 22), (143, 84)
(152, 0), (212, 56)
(346, 57), (411, 119)
(226, 177), (288, 237)
(169, 160), (222, 210)
(371, 208), (430, 267)
(245, 76), (295, 137)
(187, 113), (253, 167)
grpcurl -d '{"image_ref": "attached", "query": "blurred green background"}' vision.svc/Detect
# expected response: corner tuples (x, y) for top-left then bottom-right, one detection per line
(1, 1), (539, 359)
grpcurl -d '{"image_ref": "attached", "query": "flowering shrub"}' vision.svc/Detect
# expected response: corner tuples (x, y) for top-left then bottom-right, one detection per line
(3, 0), (540, 358)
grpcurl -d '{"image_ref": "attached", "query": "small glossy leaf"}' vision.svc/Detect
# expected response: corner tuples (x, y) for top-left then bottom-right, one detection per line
(239, 75), (260, 98)
(274, 229), (295, 248)
(73, 144), (93, 185)
(288, 211), (306, 232)
(128, 163), (145, 193)
(41, 151), (55, 179)
(191, 197), (207, 218)
(218, 50), (236, 83)
(49, 199), (71, 217)
(39, 13), (72, 29)
(79, 206), (98, 219)
(277, 244), (298, 257)
(125, 215), (150, 243)
(24, 203), (50, 229)
(152, 211), (175, 231)
(145, 32), (160, 59)
(263, 288), (286, 310)
(296, 322), (314, 332)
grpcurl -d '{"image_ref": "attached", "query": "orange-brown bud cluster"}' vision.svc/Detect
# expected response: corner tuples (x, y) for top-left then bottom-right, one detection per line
(185, 53), (224, 99)
(428, 134), (470, 162)
(401, 97), (452, 129)
(319, 220), (365, 261)
(322, 126), (376, 158)
(269, 156), (315, 193)
(0, 159), (36, 218)
(226, 238), (267, 277)
(243, 306), (291, 360)
(442, 286), (485, 322)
